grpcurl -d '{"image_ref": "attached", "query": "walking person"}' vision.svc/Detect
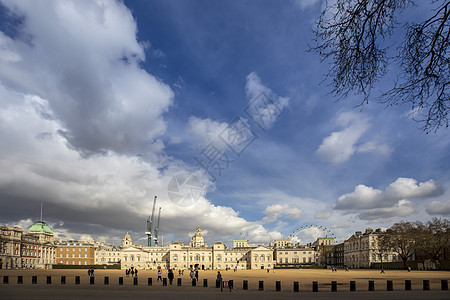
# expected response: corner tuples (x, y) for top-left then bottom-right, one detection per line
(217, 271), (222, 292)
(195, 269), (199, 282)
(380, 267), (385, 274)
(168, 269), (174, 285)
(135, 268), (138, 277)
(131, 269), (135, 277)
(157, 269), (162, 281)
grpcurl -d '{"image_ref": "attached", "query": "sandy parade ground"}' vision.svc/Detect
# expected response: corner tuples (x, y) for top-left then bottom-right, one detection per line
(1, 268), (450, 299)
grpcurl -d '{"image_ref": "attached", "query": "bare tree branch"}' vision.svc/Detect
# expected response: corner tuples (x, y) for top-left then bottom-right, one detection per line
(311, 0), (450, 132)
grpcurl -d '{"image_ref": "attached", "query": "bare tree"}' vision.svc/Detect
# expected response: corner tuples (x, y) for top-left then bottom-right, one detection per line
(311, 0), (450, 132)
(418, 218), (450, 268)
(379, 221), (418, 267)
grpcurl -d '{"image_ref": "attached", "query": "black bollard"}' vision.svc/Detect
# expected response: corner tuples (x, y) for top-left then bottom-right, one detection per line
(177, 278), (181, 286)
(90, 276), (95, 285)
(368, 280), (374, 291)
(133, 277), (138, 286)
(75, 276), (80, 285)
(203, 278), (207, 287)
(423, 280), (430, 291)
(312, 281), (318, 292)
(259, 280), (264, 290)
(216, 279), (220, 288)
(405, 280), (411, 291)
(331, 281), (337, 292)
(162, 277), (167, 286)
(441, 279), (448, 291)
(293, 281), (299, 292)
(192, 278), (196, 286)
(32, 276), (37, 284)
(61, 276), (66, 285)
(276, 281), (281, 291)
(3, 276), (8, 284)
(104, 276), (109, 285)
(243, 280), (248, 290)
(148, 278), (153, 286)
(229, 280), (233, 289)
(350, 280), (356, 291)
(387, 280), (393, 291)
(18, 276), (23, 284)
(47, 276), (51, 284)
(118, 277), (123, 285)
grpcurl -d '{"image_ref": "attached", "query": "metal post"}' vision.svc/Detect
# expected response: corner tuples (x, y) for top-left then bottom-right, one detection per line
(441, 279), (448, 291)
(312, 281), (318, 292)
(368, 280), (374, 291)
(350, 280), (356, 291)
(405, 280), (411, 291)
(387, 280), (393, 291)
(423, 280), (430, 291)
(331, 281), (337, 292)
(293, 281), (299, 292)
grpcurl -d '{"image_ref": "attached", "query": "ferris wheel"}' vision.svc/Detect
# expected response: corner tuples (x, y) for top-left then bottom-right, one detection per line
(288, 225), (336, 245)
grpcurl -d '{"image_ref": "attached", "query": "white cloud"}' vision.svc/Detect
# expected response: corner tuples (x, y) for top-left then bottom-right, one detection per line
(0, 0), (173, 156)
(335, 177), (444, 220)
(263, 204), (303, 223)
(187, 116), (228, 147)
(358, 200), (418, 220)
(316, 112), (370, 164)
(426, 199), (450, 216)
(293, 0), (321, 10)
(245, 72), (289, 130)
(316, 112), (391, 164)
(0, 91), (280, 243)
(0, 1), (285, 246)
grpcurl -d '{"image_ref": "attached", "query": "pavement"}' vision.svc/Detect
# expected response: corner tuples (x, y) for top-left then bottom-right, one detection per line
(1, 284), (450, 300)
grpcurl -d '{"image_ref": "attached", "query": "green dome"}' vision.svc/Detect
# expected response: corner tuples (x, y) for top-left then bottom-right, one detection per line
(28, 221), (53, 234)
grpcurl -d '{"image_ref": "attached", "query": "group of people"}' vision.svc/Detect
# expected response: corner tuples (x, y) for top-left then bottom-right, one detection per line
(125, 267), (138, 277)
(189, 269), (199, 282)
(87, 267), (95, 277)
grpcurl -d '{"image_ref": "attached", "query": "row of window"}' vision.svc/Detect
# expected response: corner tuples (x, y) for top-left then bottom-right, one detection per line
(59, 254), (89, 258)
(59, 260), (89, 265)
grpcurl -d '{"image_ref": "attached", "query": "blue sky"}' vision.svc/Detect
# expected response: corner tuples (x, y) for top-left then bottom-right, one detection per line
(0, 0), (449, 246)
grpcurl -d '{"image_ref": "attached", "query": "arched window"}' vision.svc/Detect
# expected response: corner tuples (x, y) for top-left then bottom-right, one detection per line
(260, 255), (265, 262)
(173, 255), (178, 261)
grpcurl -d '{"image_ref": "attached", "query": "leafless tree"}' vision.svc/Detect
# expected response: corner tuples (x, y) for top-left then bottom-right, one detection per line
(379, 221), (419, 267)
(418, 218), (450, 268)
(311, 0), (450, 132)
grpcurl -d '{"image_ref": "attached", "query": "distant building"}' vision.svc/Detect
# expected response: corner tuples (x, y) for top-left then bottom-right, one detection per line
(344, 228), (399, 268)
(0, 221), (56, 269)
(55, 241), (95, 266)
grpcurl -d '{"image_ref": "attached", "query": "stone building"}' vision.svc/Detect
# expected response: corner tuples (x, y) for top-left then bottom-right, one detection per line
(344, 228), (399, 268)
(0, 226), (22, 269)
(119, 226), (274, 270)
(0, 221), (56, 269)
(55, 241), (96, 266)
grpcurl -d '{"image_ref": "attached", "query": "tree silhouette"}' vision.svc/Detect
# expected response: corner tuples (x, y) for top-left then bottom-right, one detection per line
(310, 0), (449, 132)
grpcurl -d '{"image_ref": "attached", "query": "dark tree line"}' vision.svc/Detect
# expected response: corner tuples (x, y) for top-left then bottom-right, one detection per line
(379, 218), (450, 268)
(311, 0), (450, 132)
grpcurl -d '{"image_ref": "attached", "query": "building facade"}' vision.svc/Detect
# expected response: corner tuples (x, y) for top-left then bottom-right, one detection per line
(0, 221), (56, 269)
(344, 228), (399, 268)
(55, 241), (95, 266)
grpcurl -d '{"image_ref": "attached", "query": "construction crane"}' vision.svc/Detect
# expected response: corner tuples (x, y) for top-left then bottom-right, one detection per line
(145, 196), (157, 247)
(154, 207), (161, 246)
